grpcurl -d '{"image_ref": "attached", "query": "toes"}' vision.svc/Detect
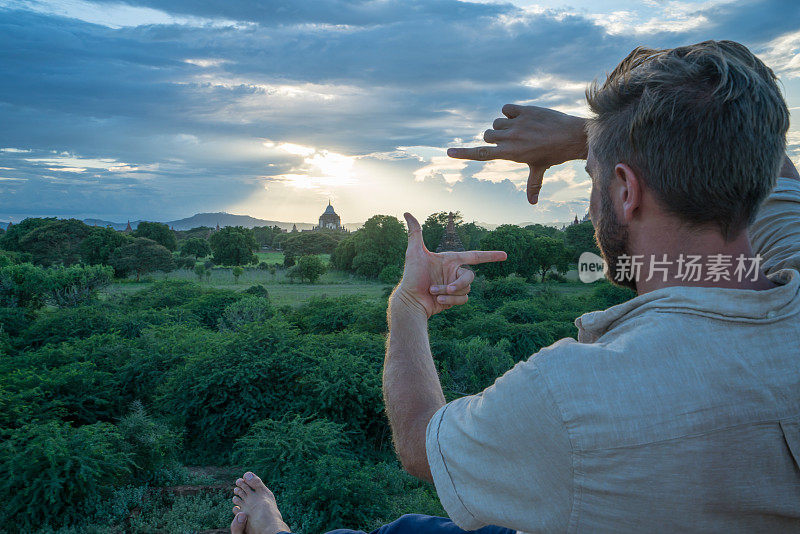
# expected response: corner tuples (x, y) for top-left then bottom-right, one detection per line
(232, 505), (241, 515)
(230, 512), (247, 533)
(243, 472), (269, 494)
(233, 487), (246, 498)
(232, 495), (244, 507)
(235, 479), (251, 495)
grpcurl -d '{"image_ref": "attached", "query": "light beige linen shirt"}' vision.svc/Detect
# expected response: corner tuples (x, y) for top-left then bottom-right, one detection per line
(426, 176), (800, 533)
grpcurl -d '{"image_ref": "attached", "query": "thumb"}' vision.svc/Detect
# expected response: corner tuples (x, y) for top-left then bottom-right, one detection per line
(403, 212), (425, 250)
(527, 164), (546, 205)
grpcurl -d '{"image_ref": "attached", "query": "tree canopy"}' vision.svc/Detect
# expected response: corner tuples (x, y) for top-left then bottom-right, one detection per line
(180, 237), (211, 258)
(290, 255), (328, 283)
(209, 227), (257, 266)
(332, 215), (405, 278)
(108, 238), (175, 281)
(133, 222), (177, 251)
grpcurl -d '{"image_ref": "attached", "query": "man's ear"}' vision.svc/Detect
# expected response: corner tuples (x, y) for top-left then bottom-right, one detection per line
(613, 163), (642, 224)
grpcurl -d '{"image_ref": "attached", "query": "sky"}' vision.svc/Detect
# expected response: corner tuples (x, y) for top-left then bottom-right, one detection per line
(0, 0), (798, 226)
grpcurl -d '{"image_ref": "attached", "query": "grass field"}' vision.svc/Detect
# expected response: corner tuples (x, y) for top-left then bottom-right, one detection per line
(254, 251), (331, 265)
(104, 265), (596, 307)
(105, 267), (387, 306)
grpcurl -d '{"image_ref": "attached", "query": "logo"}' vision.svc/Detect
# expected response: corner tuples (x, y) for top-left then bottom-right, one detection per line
(578, 251), (607, 283)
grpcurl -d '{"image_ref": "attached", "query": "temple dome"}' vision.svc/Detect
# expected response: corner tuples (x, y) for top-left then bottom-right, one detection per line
(318, 201), (342, 230)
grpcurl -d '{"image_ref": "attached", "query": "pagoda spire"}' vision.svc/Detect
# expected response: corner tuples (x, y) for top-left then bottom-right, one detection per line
(435, 212), (465, 253)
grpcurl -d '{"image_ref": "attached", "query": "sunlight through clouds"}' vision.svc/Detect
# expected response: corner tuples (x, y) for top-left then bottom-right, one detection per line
(262, 141), (357, 191)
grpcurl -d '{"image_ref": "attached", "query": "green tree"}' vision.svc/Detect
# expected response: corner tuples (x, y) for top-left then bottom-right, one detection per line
(331, 234), (357, 271)
(194, 263), (206, 281)
(283, 250), (296, 268)
(253, 225), (284, 248)
(17, 218), (93, 266)
(108, 238), (175, 281)
(290, 255), (327, 283)
(524, 223), (562, 239)
(209, 227), (257, 266)
(564, 221), (599, 262)
(283, 231), (341, 256)
(421, 212), (462, 251)
(80, 227), (129, 265)
(478, 225), (534, 279)
(180, 237), (211, 258)
(529, 236), (571, 281)
(133, 221), (178, 251)
(379, 264), (403, 285)
(333, 215), (405, 278)
(458, 221), (490, 250)
(232, 265), (244, 283)
(0, 217), (54, 252)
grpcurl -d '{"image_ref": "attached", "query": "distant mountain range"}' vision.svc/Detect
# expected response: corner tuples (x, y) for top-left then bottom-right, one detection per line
(81, 212), (364, 232)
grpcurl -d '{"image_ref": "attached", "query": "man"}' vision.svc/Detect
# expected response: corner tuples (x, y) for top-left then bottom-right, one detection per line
(231, 40), (800, 533)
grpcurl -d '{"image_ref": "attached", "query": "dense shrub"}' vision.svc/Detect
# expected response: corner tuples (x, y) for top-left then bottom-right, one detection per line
(379, 264), (403, 285)
(243, 283), (270, 298)
(298, 348), (387, 448)
(591, 280), (637, 308)
(156, 319), (306, 458)
(291, 296), (386, 334)
(218, 296), (274, 331)
(0, 263), (111, 308)
(117, 401), (183, 483)
(23, 304), (115, 348)
(0, 421), (134, 531)
(0, 306), (34, 338)
(0, 261), (635, 530)
(233, 415), (350, 481)
(437, 337), (516, 397)
(125, 279), (207, 310)
(178, 289), (241, 328)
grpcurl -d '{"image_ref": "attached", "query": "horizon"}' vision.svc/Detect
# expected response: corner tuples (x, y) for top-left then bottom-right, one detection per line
(1, 0), (798, 225)
(0, 206), (585, 231)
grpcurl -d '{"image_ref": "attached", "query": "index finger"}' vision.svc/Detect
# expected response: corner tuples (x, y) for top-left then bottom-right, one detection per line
(446, 146), (503, 161)
(453, 250), (507, 265)
(502, 103), (522, 118)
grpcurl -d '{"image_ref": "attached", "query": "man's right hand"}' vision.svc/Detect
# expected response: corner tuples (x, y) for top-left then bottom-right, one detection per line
(447, 104), (588, 205)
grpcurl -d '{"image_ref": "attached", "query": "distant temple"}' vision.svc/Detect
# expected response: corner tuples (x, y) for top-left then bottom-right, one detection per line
(316, 201), (341, 230)
(124, 220), (132, 233)
(562, 210), (591, 230)
(436, 212), (465, 253)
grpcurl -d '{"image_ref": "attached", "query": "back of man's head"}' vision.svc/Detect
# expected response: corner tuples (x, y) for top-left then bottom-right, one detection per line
(586, 40), (790, 240)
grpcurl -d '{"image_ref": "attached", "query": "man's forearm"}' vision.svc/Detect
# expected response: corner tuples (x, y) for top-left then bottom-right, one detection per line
(383, 291), (445, 483)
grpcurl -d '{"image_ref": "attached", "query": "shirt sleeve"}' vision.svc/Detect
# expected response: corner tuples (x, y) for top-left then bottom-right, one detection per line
(425, 357), (573, 532)
(748, 176), (800, 275)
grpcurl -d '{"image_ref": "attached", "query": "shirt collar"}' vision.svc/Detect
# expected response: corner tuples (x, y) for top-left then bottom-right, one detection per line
(575, 268), (800, 343)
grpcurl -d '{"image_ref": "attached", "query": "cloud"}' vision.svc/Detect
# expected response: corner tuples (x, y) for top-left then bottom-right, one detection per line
(0, 0), (797, 224)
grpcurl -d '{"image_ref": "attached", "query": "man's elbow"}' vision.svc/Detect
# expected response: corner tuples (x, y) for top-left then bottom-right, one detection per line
(397, 448), (434, 483)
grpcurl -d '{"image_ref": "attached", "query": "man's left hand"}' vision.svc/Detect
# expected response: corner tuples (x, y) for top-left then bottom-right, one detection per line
(392, 213), (507, 318)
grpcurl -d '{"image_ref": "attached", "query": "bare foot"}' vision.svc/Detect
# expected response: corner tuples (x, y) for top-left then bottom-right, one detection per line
(231, 472), (291, 534)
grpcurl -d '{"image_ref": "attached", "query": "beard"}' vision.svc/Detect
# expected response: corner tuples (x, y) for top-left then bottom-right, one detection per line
(594, 184), (637, 292)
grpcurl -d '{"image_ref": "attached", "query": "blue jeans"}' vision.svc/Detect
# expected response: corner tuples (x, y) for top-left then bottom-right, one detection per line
(278, 514), (515, 534)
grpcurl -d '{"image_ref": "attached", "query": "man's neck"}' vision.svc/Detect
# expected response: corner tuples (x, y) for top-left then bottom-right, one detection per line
(631, 227), (777, 295)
